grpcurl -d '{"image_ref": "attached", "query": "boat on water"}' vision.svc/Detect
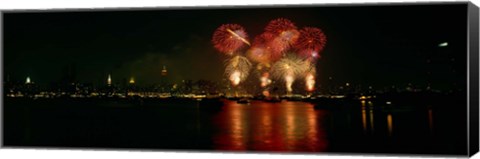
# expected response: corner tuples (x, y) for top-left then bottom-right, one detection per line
(237, 98), (250, 104)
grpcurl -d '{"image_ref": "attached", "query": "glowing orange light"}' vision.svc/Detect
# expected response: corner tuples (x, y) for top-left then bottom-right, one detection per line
(387, 114), (393, 136)
(229, 70), (241, 86)
(262, 90), (270, 97)
(260, 72), (271, 87)
(305, 73), (315, 91)
(285, 74), (294, 93)
(361, 101), (367, 133)
(107, 74), (112, 85)
(129, 77), (135, 84)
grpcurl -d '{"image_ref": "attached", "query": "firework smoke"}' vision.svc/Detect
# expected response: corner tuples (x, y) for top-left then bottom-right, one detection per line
(225, 55), (252, 86)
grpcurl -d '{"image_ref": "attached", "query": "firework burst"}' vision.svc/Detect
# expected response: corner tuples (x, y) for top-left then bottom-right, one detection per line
(294, 27), (327, 59)
(254, 63), (271, 75)
(225, 55), (252, 86)
(247, 33), (275, 63)
(265, 18), (298, 34)
(271, 53), (308, 93)
(271, 29), (300, 50)
(264, 18), (300, 58)
(305, 73), (315, 92)
(247, 47), (271, 64)
(212, 24), (250, 55)
(271, 53), (308, 80)
(260, 72), (272, 88)
(305, 62), (316, 92)
(213, 19), (327, 94)
(254, 63), (272, 88)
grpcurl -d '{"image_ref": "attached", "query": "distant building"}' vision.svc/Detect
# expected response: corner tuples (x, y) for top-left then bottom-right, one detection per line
(129, 77), (135, 84)
(161, 65), (168, 76)
(107, 74), (112, 86)
(23, 76), (38, 97)
(26, 76), (31, 84)
(159, 66), (169, 93)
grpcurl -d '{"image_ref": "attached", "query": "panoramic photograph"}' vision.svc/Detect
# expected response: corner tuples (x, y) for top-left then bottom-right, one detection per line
(2, 3), (470, 156)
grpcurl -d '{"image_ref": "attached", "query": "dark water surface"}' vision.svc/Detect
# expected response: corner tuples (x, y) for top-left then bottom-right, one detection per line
(3, 97), (467, 155)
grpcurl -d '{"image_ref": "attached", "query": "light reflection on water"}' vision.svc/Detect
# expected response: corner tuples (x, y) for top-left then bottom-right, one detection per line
(212, 100), (327, 152)
(361, 100), (376, 135)
(368, 102), (375, 133)
(209, 99), (441, 153)
(4, 97), (464, 154)
(361, 101), (367, 133)
(387, 113), (393, 136)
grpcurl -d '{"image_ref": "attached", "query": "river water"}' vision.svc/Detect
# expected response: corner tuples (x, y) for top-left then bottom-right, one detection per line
(4, 97), (467, 155)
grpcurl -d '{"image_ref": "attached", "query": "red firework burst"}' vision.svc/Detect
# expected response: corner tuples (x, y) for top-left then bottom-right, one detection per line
(264, 18), (298, 34)
(249, 32), (284, 63)
(212, 24), (249, 54)
(294, 27), (327, 58)
(264, 18), (300, 57)
(268, 37), (290, 57)
(247, 33), (274, 63)
(247, 47), (271, 63)
(253, 32), (274, 45)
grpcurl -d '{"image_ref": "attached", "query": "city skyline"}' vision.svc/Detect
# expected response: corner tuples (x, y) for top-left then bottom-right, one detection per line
(4, 4), (467, 91)
(2, 3), (475, 156)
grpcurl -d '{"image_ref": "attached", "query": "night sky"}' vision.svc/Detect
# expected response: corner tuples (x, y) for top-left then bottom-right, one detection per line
(3, 3), (468, 90)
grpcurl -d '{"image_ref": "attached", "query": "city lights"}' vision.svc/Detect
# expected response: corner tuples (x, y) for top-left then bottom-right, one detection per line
(25, 76), (31, 84)
(438, 42), (448, 47)
(107, 74), (112, 85)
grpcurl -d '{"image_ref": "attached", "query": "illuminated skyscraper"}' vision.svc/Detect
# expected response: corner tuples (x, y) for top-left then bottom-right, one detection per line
(129, 77), (135, 84)
(25, 76), (31, 84)
(160, 65), (168, 93)
(161, 65), (168, 76)
(107, 74), (112, 86)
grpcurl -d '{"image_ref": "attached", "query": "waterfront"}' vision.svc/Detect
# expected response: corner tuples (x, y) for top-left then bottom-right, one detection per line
(4, 95), (467, 155)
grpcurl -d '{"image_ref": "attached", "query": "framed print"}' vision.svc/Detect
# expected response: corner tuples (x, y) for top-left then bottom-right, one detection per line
(1, 1), (479, 157)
